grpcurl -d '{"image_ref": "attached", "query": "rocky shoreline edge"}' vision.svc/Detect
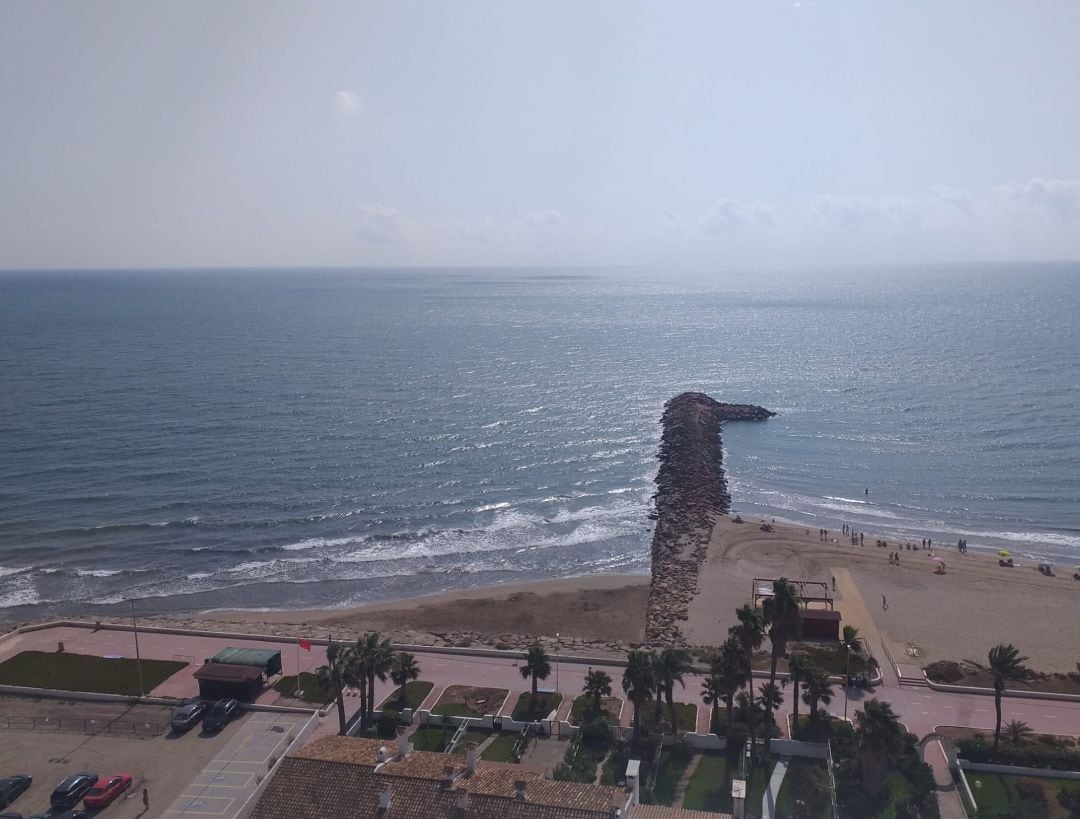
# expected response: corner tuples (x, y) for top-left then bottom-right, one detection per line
(644, 392), (775, 646)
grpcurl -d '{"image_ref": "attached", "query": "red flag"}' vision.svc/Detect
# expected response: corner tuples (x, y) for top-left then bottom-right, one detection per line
(298, 639), (312, 651)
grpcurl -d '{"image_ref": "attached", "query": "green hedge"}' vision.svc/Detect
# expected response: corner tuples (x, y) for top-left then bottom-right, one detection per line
(957, 737), (1080, 771)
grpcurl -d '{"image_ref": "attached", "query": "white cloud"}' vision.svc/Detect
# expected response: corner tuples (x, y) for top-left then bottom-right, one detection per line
(521, 209), (567, 230)
(334, 90), (364, 115)
(355, 203), (401, 243)
(701, 197), (774, 234)
(995, 177), (1080, 220)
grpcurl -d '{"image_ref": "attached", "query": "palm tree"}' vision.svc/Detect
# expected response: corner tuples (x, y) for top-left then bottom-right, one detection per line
(786, 653), (812, 737)
(736, 690), (765, 767)
(840, 625), (860, 719)
(582, 668), (612, 717)
(653, 648), (692, 733)
(702, 675), (723, 734)
(354, 633), (393, 731)
(1005, 719), (1032, 746)
(801, 666), (834, 720)
(390, 652), (420, 708)
(762, 579), (802, 750)
(622, 649), (656, 751)
(729, 604), (766, 676)
(520, 641), (552, 701)
(315, 637), (356, 735)
(712, 637), (750, 726)
(855, 699), (905, 797)
(758, 682), (784, 739)
(988, 643), (1030, 754)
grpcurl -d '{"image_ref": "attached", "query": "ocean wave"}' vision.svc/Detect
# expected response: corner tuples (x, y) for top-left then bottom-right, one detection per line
(74, 569), (125, 578)
(0, 566), (29, 579)
(473, 501), (512, 513)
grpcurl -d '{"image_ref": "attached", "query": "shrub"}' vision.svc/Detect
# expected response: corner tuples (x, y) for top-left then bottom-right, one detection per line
(925, 660), (964, 684)
(1015, 778), (1047, 805)
(376, 708), (402, 738)
(957, 737), (1080, 770)
(580, 716), (614, 751)
(494, 642), (511, 651)
(1059, 786), (1080, 818)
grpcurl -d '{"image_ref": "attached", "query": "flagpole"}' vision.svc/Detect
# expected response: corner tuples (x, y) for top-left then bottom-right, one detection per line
(295, 636), (303, 698)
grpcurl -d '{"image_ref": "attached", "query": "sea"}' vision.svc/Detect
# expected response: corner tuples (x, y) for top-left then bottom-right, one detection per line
(1, 264), (1078, 621)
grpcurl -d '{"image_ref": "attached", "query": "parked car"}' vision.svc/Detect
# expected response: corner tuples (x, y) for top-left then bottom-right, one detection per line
(202, 698), (240, 732)
(171, 700), (207, 732)
(83, 774), (132, 809)
(49, 774), (97, 809)
(0, 775), (31, 808)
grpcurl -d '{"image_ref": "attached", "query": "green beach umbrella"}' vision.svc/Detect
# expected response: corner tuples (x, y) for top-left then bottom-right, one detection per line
(997, 549), (1010, 557)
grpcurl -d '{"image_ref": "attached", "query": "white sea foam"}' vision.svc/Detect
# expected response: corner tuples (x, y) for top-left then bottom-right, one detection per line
(186, 571), (213, 580)
(473, 501), (511, 513)
(75, 569), (124, 578)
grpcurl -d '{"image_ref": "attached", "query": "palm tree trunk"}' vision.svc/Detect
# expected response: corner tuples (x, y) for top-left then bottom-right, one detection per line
(765, 653), (780, 752)
(367, 671), (376, 728)
(335, 683), (347, 735)
(666, 686), (677, 735)
(632, 700), (641, 751)
(359, 677), (368, 732)
(710, 703), (718, 734)
(399, 679), (407, 706)
(791, 680), (800, 738)
(532, 674), (538, 699)
(725, 693), (735, 725)
(654, 684), (663, 721)
(994, 686), (1003, 754)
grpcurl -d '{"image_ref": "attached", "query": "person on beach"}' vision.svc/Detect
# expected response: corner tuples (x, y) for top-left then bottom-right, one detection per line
(865, 488), (869, 495)
(143, 789), (149, 811)
(859, 532), (864, 545)
(831, 575), (836, 591)
(882, 594), (888, 611)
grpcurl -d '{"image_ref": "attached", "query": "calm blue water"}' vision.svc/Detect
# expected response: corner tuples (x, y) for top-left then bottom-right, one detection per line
(1, 265), (1078, 620)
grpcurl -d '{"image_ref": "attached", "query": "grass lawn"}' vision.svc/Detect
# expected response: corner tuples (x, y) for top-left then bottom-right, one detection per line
(640, 702), (697, 733)
(451, 728), (493, 753)
(273, 672), (330, 704)
(481, 732), (519, 763)
(410, 725), (454, 752)
(683, 751), (732, 812)
(643, 749), (692, 806)
(569, 694), (622, 726)
(0, 650), (186, 696)
(966, 772), (1080, 818)
(432, 685), (508, 718)
(379, 680), (434, 711)
(746, 758), (778, 815)
(511, 691), (563, 722)
(792, 644), (867, 676)
(775, 758), (831, 819)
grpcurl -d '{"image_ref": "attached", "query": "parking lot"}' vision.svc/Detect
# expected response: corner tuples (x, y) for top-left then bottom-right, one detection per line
(0, 696), (253, 818)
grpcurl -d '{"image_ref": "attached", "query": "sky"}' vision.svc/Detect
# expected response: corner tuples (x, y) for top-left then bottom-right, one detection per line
(2, 1), (1079, 270)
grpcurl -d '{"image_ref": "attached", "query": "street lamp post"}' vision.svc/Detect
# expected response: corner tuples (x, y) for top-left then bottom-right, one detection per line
(131, 599), (145, 699)
(555, 632), (560, 693)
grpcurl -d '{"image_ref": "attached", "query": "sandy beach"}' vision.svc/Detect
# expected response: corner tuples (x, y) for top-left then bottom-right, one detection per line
(141, 515), (1080, 675)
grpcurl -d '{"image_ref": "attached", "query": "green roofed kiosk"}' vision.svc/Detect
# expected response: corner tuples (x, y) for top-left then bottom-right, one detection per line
(208, 647), (283, 677)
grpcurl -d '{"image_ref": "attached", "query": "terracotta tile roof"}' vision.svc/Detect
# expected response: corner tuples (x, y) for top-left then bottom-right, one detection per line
(629, 806), (732, 819)
(249, 753), (630, 819)
(291, 735), (390, 768)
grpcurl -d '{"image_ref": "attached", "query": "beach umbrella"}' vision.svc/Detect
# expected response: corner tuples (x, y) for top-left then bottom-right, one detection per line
(997, 550), (1010, 557)
(932, 556), (945, 563)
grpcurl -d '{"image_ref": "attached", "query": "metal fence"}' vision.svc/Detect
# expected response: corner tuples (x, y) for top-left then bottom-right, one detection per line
(0, 713), (168, 737)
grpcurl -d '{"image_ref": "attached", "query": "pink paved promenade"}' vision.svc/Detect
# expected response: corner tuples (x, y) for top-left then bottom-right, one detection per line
(4, 624), (1080, 742)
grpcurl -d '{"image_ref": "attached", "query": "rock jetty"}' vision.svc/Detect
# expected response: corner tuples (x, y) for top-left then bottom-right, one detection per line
(644, 392), (775, 646)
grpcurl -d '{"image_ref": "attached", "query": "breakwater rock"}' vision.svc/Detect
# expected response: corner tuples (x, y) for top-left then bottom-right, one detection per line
(644, 392), (775, 646)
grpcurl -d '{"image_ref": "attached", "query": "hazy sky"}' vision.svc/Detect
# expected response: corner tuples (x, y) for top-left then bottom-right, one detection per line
(2, 1), (1079, 269)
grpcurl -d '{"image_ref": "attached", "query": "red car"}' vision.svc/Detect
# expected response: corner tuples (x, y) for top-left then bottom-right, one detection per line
(82, 773), (132, 809)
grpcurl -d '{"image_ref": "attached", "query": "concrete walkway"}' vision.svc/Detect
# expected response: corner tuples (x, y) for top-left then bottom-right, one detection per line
(831, 568), (898, 686)
(673, 753), (703, 808)
(163, 711), (306, 819)
(924, 740), (967, 819)
(761, 754), (791, 819)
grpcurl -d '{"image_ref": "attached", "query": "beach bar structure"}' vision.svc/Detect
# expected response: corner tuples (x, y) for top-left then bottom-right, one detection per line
(752, 578), (834, 611)
(193, 647), (282, 701)
(208, 647), (283, 677)
(194, 662), (265, 701)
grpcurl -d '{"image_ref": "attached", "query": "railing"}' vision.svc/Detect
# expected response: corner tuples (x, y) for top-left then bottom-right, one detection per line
(0, 713), (168, 736)
(825, 738), (840, 819)
(445, 719), (470, 754)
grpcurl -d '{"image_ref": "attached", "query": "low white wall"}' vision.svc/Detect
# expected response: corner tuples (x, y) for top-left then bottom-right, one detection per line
(770, 739), (829, 759)
(960, 760), (1080, 780)
(499, 717), (530, 733)
(0, 683), (181, 707)
(926, 676), (1080, 703)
